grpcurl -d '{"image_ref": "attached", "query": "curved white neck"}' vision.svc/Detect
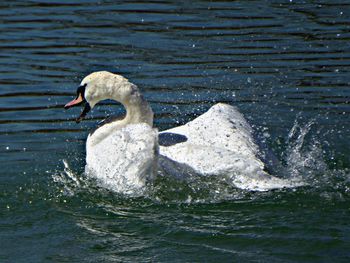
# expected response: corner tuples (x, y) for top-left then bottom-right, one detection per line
(122, 91), (153, 126)
(87, 88), (153, 146)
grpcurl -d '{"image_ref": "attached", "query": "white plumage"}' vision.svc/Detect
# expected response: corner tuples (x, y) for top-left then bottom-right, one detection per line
(86, 123), (158, 194)
(65, 71), (304, 194)
(159, 103), (303, 191)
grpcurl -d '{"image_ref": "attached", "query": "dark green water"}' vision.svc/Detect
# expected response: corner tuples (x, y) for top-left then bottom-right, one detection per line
(0, 1), (349, 262)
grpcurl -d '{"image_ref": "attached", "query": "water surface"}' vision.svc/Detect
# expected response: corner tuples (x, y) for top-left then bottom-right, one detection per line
(0, 1), (349, 262)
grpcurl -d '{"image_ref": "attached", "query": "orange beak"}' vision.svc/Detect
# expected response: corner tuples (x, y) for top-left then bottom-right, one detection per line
(64, 93), (84, 109)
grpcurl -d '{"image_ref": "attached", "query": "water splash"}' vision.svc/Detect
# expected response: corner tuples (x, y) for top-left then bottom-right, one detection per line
(51, 116), (345, 204)
(283, 118), (327, 183)
(51, 159), (87, 197)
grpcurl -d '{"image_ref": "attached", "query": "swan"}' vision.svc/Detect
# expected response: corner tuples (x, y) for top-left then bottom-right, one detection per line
(65, 71), (158, 194)
(64, 71), (303, 193)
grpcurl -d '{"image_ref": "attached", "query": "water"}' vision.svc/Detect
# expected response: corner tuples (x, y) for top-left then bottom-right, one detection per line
(1, 0), (349, 262)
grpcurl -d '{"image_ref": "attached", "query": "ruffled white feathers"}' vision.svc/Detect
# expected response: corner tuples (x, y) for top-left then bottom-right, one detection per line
(68, 71), (304, 194)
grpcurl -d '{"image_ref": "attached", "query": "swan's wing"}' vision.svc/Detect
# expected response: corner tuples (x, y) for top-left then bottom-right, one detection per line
(159, 103), (305, 191)
(161, 103), (258, 154)
(159, 103), (262, 169)
(86, 123), (158, 195)
(160, 103), (264, 180)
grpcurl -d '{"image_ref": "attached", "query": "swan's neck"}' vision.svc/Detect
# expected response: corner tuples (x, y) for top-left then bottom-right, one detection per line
(87, 89), (153, 146)
(122, 92), (153, 126)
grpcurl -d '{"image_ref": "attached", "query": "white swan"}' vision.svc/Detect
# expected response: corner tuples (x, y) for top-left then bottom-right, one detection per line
(65, 71), (303, 193)
(65, 71), (158, 193)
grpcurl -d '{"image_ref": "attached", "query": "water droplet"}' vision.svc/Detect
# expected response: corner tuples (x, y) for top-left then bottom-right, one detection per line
(263, 132), (270, 138)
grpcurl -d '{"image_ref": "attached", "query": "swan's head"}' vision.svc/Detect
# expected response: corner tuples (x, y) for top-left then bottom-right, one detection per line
(64, 71), (133, 123)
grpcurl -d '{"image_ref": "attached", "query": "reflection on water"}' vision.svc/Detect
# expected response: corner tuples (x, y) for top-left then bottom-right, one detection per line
(1, 1), (349, 262)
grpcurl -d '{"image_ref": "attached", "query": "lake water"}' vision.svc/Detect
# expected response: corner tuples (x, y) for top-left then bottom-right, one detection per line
(0, 1), (349, 262)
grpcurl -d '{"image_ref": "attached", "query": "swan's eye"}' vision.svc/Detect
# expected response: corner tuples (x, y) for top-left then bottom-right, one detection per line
(76, 83), (87, 99)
